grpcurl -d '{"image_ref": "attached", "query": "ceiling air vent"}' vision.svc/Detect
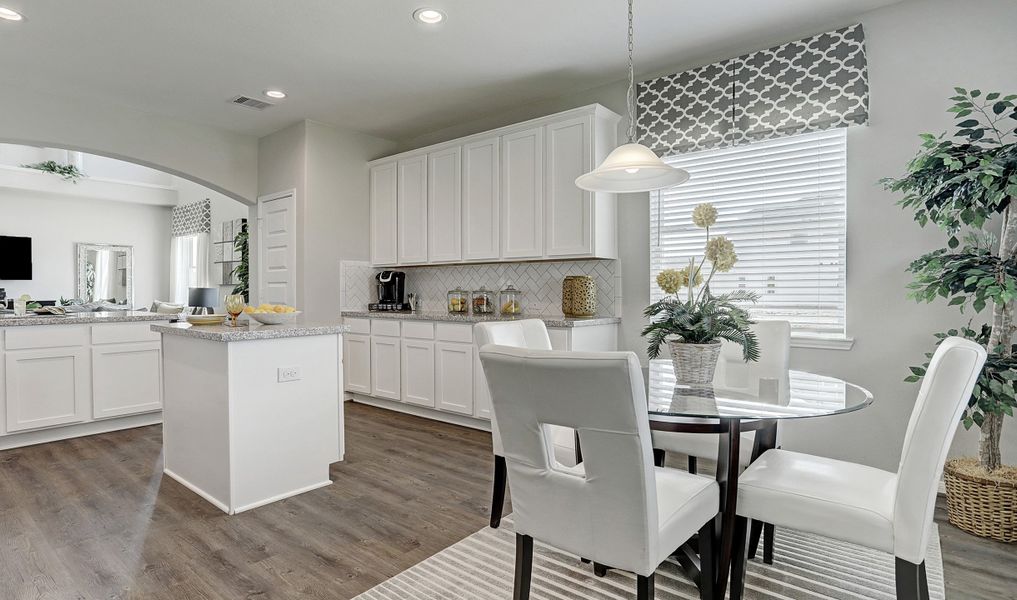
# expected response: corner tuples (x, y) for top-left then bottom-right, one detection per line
(231, 95), (274, 111)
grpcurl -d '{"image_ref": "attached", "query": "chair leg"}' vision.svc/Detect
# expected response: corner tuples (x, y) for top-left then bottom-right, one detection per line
(762, 522), (775, 564)
(729, 516), (749, 600)
(514, 533), (533, 600)
(698, 518), (716, 600)
(747, 519), (763, 559)
(653, 448), (666, 467)
(636, 574), (655, 600)
(593, 563), (609, 577)
(490, 455), (507, 529)
(895, 558), (929, 600)
(688, 455), (698, 474)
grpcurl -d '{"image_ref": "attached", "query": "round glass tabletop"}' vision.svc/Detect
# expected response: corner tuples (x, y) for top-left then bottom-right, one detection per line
(646, 360), (873, 421)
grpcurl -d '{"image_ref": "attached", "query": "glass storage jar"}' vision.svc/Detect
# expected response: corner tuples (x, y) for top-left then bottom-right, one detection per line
(471, 286), (495, 315)
(499, 284), (523, 316)
(447, 288), (468, 314)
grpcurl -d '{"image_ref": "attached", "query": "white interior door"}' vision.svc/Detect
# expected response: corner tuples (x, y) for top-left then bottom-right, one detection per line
(257, 192), (297, 306)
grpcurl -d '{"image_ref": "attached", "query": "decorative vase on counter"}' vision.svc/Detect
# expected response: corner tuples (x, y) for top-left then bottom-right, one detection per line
(561, 275), (597, 317)
(667, 340), (722, 384)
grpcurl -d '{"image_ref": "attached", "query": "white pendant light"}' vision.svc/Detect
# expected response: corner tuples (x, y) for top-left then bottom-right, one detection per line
(576, 0), (689, 193)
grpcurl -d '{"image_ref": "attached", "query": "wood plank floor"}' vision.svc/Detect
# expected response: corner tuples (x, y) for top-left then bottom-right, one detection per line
(0, 402), (1013, 599)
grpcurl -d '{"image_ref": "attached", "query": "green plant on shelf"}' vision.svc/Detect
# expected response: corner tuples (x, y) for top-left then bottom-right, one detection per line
(231, 222), (249, 302)
(21, 160), (87, 183)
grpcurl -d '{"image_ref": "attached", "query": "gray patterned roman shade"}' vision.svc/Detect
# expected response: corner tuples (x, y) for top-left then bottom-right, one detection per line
(171, 199), (211, 237)
(638, 24), (868, 155)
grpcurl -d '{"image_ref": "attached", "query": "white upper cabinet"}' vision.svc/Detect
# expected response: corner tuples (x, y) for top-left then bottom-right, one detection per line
(427, 147), (462, 263)
(369, 104), (619, 267)
(370, 163), (398, 266)
(545, 115), (594, 257)
(501, 126), (545, 259)
(397, 155), (428, 264)
(462, 137), (501, 262)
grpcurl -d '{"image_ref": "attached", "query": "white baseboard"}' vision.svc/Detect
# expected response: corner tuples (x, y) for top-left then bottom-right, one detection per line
(0, 412), (163, 451)
(163, 468), (232, 514)
(232, 480), (333, 514)
(348, 394), (492, 432)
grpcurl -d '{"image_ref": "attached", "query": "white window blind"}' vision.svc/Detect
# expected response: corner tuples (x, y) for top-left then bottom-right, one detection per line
(650, 129), (847, 338)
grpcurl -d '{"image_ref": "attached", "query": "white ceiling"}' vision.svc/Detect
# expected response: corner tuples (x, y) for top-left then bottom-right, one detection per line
(0, 0), (903, 142)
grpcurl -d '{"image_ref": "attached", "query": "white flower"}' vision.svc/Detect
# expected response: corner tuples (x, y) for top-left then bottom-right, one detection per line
(704, 236), (737, 272)
(692, 203), (718, 228)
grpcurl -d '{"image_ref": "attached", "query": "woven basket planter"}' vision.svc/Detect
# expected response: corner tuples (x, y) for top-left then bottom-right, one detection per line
(667, 340), (722, 384)
(944, 459), (1017, 543)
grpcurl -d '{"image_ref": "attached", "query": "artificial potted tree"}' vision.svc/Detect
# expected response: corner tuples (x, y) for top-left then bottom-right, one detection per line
(643, 202), (759, 383)
(883, 88), (1017, 542)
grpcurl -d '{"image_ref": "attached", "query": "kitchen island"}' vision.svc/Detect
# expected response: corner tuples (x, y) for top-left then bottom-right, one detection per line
(153, 320), (347, 514)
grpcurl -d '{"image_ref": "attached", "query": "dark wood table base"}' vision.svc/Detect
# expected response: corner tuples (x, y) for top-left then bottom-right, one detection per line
(649, 418), (778, 598)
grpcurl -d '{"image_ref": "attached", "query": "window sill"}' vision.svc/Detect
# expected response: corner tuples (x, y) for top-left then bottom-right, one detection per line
(791, 335), (855, 351)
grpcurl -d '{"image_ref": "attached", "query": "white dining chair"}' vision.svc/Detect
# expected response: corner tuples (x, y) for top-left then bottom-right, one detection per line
(474, 320), (580, 529)
(479, 344), (720, 600)
(729, 336), (987, 600)
(652, 320), (790, 560)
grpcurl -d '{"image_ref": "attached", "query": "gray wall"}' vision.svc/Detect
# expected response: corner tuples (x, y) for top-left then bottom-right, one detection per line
(393, 0), (1017, 471)
(0, 87), (258, 203)
(256, 120), (396, 320)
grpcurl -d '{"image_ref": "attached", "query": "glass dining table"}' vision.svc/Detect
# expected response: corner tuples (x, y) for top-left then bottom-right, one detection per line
(644, 360), (874, 598)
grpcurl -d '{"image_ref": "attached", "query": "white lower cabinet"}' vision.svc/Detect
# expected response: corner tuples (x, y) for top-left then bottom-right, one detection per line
(343, 317), (617, 428)
(401, 339), (435, 407)
(343, 334), (372, 395)
(371, 335), (401, 400)
(5, 346), (90, 432)
(92, 342), (162, 419)
(435, 342), (474, 415)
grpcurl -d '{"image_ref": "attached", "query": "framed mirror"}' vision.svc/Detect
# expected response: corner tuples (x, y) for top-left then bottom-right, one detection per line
(76, 243), (134, 306)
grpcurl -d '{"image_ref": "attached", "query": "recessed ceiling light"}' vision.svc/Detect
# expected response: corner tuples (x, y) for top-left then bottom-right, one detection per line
(264, 90), (287, 99)
(0, 6), (24, 21)
(412, 8), (445, 24)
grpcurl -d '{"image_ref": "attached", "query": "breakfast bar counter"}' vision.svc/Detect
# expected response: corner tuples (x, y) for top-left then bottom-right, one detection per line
(154, 319), (346, 514)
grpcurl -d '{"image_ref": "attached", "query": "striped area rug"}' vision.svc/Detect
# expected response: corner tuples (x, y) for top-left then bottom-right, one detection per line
(355, 516), (945, 599)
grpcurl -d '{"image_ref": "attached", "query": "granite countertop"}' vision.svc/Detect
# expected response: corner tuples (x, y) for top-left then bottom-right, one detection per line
(0, 311), (176, 327)
(152, 320), (350, 342)
(340, 310), (620, 328)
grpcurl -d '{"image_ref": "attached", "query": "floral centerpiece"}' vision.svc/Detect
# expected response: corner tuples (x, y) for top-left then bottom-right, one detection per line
(643, 203), (759, 383)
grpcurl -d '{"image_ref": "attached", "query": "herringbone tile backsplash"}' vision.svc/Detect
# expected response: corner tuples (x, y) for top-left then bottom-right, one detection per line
(341, 260), (620, 318)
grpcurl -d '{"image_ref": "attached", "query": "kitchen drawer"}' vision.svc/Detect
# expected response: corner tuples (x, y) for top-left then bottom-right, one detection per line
(346, 318), (371, 335)
(401, 321), (434, 340)
(436, 323), (473, 344)
(371, 319), (401, 337)
(91, 321), (168, 345)
(5, 325), (88, 350)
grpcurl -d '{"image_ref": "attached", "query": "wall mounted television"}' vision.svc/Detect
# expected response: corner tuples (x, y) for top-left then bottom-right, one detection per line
(0, 236), (33, 280)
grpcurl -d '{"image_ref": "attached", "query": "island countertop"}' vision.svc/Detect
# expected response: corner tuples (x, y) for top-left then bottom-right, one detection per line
(0, 311), (174, 327)
(152, 320), (350, 342)
(340, 310), (620, 328)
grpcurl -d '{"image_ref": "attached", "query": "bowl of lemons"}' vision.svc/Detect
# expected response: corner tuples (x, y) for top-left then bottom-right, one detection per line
(244, 303), (301, 325)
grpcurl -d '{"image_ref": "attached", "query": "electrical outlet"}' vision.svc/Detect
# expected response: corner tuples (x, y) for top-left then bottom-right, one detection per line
(530, 301), (544, 312)
(278, 366), (301, 383)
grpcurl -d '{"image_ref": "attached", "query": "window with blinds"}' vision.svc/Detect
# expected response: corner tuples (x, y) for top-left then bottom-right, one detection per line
(650, 128), (847, 338)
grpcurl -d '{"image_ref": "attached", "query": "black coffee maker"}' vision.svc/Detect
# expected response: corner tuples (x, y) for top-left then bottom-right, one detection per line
(370, 271), (409, 311)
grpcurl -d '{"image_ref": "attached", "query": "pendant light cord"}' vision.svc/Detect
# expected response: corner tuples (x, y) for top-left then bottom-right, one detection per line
(626, 0), (636, 143)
